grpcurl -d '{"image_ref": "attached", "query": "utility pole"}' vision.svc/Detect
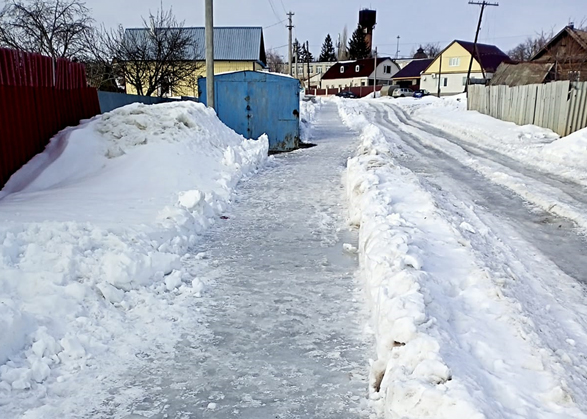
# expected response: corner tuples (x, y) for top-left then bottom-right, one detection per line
(306, 41), (310, 89)
(437, 54), (442, 97)
(373, 46), (377, 97)
(395, 36), (400, 59)
(205, 0), (214, 109)
(465, 1), (498, 93)
(287, 12), (294, 76)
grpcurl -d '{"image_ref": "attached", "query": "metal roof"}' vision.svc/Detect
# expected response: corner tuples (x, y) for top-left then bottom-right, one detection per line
(124, 26), (266, 64)
(392, 59), (434, 80)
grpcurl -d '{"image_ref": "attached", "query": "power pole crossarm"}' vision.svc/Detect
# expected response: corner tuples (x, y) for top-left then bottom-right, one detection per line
(465, 1), (498, 94)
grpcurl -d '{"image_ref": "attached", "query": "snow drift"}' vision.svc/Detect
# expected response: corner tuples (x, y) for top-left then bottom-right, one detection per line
(0, 101), (268, 417)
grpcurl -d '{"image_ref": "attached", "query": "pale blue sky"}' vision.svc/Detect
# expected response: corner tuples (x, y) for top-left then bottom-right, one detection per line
(88, 0), (586, 58)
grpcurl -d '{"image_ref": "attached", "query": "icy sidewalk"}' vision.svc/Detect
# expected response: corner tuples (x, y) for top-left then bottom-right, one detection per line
(94, 102), (372, 418)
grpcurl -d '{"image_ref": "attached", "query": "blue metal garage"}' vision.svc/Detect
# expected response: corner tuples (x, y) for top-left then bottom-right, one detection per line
(198, 71), (301, 152)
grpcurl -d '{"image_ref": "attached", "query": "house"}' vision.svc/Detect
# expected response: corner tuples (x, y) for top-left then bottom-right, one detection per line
(320, 57), (400, 89)
(490, 62), (555, 86)
(392, 58), (434, 90)
(286, 61), (337, 88)
(530, 24), (587, 81)
(123, 26), (267, 97)
(420, 40), (510, 95)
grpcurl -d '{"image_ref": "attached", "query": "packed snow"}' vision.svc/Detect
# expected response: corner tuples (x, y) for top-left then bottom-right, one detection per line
(0, 101), (267, 417)
(338, 96), (587, 418)
(3, 88), (587, 419)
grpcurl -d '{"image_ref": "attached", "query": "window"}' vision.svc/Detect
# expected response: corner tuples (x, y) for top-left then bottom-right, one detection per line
(463, 76), (468, 86)
(443, 77), (448, 87)
(309, 65), (314, 74)
(449, 57), (460, 67)
(340, 66), (345, 73)
(383, 65), (392, 74)
(317, 66), (322, 74)
(361, 81), (366, 86)
(355, 65), (361, 72)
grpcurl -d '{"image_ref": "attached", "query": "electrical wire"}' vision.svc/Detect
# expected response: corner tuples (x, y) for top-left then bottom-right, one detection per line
(264, 19), (287, 29)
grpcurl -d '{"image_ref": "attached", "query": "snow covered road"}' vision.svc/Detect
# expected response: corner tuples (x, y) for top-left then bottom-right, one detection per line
(339, 97), (587, 418)
(89, 103), (372, 418)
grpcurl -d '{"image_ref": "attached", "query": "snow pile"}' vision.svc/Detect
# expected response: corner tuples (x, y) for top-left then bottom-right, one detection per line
(338, 99), (587, 419)
(0, 101), (267, 416)
(300, 96), (323, 141)
(393, 95), (587, 185)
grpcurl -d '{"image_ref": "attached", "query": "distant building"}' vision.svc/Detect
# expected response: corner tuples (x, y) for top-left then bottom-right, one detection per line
(420, 40), (510, 95)
(392, 58), (434, 90)
(122, 26), (267, 97)
(320, 57), (400, 89)
(530, 24), (587, 82)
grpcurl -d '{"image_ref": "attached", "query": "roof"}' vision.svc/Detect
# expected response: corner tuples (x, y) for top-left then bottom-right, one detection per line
(321, 57), (394, 80)
(531, 25), (587, 61)
(454, 40), (511, 72)
(392, 59), (434, 80)
(124, 26), (266, 65)
(490, 62), (554, 86)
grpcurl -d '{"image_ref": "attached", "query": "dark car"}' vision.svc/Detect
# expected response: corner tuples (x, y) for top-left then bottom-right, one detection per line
(413, 89), (431, 98)
(335, 90), (358, 99)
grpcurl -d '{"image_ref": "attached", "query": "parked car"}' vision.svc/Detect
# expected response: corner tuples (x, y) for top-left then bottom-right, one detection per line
(392, 88), (414, 98)
(335, 90), (358, 99)
(413, 89), (431, 98)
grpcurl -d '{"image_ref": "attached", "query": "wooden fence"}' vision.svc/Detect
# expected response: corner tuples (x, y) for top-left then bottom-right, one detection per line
(468, 81), (587, 137)
(0, 48), (100, 188)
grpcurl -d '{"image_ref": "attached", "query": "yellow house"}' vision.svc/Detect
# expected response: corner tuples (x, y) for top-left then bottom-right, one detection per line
(123, 27), (267, 97)
(420, 40), (510, 95)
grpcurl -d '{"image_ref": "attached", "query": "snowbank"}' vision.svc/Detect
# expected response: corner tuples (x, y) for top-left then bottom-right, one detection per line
(0, 101), (267, 416)
(393, 95), (587, 185)
(300, 96), (323, 141)
(339, 99), (587, 419)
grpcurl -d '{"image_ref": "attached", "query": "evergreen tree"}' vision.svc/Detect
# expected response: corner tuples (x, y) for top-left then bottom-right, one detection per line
(348, 26), (370, 60)
(300, 42), (314, 63)
(319, 34), (337, 62)
(292, 38), (302, 62)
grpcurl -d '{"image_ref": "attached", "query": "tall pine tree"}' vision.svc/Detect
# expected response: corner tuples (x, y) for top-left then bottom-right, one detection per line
(348, 26), (370, 60)
(300, 42), (314, 63)
(319, 34), (337, 62)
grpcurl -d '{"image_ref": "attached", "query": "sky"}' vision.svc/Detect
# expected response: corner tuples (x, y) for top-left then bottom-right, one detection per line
(87, 0), (586, 59)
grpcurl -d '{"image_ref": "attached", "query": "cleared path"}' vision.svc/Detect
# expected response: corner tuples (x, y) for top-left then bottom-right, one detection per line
(94, 102), (372, 419)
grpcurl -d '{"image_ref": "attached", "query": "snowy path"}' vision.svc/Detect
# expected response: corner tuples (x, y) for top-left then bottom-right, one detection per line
(373, 103), (587, 284)
(93, 103), (372, 418)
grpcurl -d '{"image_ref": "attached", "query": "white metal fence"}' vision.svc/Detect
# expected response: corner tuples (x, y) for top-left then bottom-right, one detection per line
(468, 81), (587, 136)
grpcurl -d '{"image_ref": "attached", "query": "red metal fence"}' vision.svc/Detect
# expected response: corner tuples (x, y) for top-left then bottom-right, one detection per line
(307, 85), (384, 98)
(0, 48), (100, 188)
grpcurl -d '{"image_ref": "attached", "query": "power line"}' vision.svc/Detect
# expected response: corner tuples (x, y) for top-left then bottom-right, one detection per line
(264, 19), (286, 29)
(280, 0), (287, 14)
(267, 0), (281, 22)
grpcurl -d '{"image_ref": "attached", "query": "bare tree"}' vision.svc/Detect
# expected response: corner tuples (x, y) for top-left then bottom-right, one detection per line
(97, 8), (202, 97)
(0, 0), (93, 59)
(266, 48), (284, 73)
(337, 26), (349, 61)
(421, 42), (441, 58)
(507, 31), (552, 62)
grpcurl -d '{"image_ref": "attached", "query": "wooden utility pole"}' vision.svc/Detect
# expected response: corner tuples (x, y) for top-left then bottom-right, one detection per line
(373, 47), (377, 97)
(437, 54), (443, 97)
(287, 12), (294, 76)
(465, 1), (498, 93)
(395, 36), (400, 59)
(205, 0), (214, 109)
(306, 41), (310, 89)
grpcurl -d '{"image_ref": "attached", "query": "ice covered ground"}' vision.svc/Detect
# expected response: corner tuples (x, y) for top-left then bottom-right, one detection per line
(0, 101), (268, 417)
(338, 96), (587, 418)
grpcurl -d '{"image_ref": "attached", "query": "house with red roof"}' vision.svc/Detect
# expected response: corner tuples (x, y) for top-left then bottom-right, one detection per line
(420, 40), (511, 95)
(319, 57), (400, 90)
